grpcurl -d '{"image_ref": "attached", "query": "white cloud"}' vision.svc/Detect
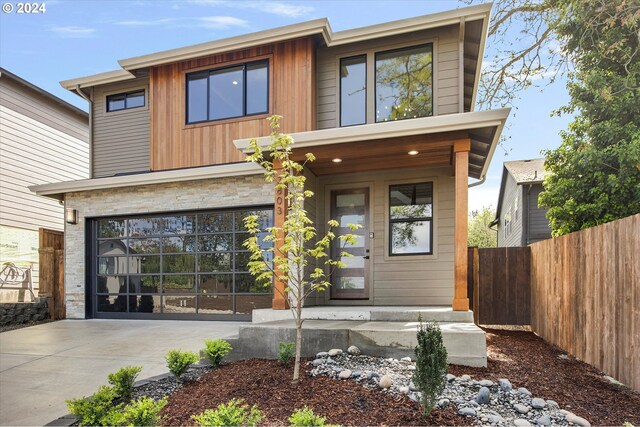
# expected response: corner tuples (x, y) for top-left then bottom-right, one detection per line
(50, 26), (96, 38)
(187, 0), (314, 18)
(116, 18), (176, 26)
(197, 16), (248, 28)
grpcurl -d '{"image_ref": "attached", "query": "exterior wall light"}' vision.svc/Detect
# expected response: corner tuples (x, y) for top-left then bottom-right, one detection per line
(332, 158), (342, 163)
(408, 150), (419, 155)
(65, 208), (78, 225)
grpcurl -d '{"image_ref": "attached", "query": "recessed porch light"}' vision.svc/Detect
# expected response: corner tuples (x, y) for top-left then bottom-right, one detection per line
(332, 158), (342, 163)
(408, 150), (419, 155)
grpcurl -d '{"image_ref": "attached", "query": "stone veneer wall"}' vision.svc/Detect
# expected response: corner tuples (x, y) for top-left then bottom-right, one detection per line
(64, 174), (273, 319)
(0, 300), (49, 326)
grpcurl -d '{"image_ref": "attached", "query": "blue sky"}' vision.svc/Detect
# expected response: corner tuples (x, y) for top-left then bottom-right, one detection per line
(0, 0), (572, 213)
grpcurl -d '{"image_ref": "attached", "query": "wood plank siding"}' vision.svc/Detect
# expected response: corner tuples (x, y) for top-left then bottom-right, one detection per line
(0, 77), (88, 231)
(316, 24), (460, 130)
(150, 37), (316, 171)
(92, 78), (150, 178)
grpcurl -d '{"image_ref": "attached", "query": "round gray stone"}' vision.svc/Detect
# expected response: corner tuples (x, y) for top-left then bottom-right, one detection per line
(446, 373), (456, 382)
(479, 379), (495, 387)
(460, 374), (471, 381)
(311, 359), (324, 366)
(531, 397), (546, 409)
(518, 387), (532, 396)
(514, 419), (532, 426)
(338, 369), (352, 379)
(476, 386), (491, 404)
(535, 414), (551, 426)
(437, 398), (450, 407)
(316, 351), (328, 358)
(546, 399), (559, 410)
(468, 400), (479, 408)
(328, 348), (343, 357)
(347, 345), (361, 355)
(514, 403), (530, 414)
(352, 370), (362, 378)
(487, 414), (504, 424)
(399, 386), (410, 394)
(499, 378), (513, 392)
(458, 407), (477, 417)
(401, 356), (412, 362)
(566, 413), (591, 427)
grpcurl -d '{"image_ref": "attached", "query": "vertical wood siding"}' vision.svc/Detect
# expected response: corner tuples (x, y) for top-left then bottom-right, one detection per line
(92, 78), (150, 178)
(150, 38), (316, 171)
(315, 166), (455, 306)
(0, 78), (88, 232)
(316, 25), (460, 130)
(530, 214), (640, 391)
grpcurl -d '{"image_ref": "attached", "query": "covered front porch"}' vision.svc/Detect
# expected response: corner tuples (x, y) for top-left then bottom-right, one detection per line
(234, 109), (509, 313)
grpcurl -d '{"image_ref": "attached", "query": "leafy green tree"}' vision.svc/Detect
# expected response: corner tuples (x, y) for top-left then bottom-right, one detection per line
(539, 0), (640, 235)
(244, 116), (360, 382)
(468, 206), (497, 248)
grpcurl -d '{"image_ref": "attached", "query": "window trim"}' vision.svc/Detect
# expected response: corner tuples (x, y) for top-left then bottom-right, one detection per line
(185, 59), (270, 125)
(106, 90), (146, 113)
(339, 54), (367, 128)
(388, 181), (434, 257)
(374, 43), (434, 124)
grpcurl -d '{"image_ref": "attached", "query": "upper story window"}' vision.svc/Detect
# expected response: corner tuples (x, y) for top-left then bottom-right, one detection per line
(340, 55), (366, 127)
(106, 90), (145, 112)
(376, 44), (433, 122)
(186, 60), (268, 124)
(389, 182), (433, 256)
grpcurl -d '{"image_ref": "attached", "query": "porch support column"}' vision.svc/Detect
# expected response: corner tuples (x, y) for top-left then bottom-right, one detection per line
(272, 159), (289, 310)
(452, 138), (471, 311)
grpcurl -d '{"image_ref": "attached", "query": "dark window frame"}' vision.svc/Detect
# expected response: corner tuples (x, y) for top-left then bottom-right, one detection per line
(185, 59), (269, 125)
(374, 43), (434, 124)
(106, 90), (146, 112)
(339, 54), (367, 128)
(388, 182), (434, 256)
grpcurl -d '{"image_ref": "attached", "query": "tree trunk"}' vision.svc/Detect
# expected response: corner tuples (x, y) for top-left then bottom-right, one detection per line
(293, 318), (303, 381)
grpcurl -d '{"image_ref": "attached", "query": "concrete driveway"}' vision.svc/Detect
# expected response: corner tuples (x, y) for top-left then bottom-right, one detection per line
(0, 319), (244, 426)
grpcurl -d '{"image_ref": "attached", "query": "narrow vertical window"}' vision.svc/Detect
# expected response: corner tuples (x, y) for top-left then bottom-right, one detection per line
(340, 55), (366, 127)
(187, 73), (208, 123)
(246, 61), (268, 115)
(376, 44), (433, 122)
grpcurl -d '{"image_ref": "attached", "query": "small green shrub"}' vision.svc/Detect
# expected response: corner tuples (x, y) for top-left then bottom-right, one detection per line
(108, 365), (142, 401)
(66, 385), (121, 427)
(203, 339), (232, 366)
(191, 398), (263, 427)
(289, 407), (327, 426)
(413, 315), (448, 416)
(121, 396), (167, 426)
(277, 341), (295, 366)
(166, 349), (200, 378)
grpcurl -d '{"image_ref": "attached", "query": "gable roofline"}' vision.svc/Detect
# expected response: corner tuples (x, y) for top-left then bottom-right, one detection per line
(0, 67), (88, 119)
(59, 3), (492, 90)
(492, 158), (548, 223)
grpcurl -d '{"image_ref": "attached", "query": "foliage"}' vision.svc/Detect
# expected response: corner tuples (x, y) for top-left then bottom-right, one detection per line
(243, 115), (360, 381)
(277, 341), (296, 366)
(413, 316), (448, 417)
(66, 385), (120, 427)
(165, 349), (200, 378)
(203, 339), (232, 367)
(191, 399), (263, 427)
(288, 407), (331, 427)
(107, 365), (142, 402)
(539, 0), (640, 235)
(120, 396), (167, 427)
(468, 206), (497, 248)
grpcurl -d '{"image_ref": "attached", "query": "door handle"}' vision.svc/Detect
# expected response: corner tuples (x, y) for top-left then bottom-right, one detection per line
(362, 255), (370, 259)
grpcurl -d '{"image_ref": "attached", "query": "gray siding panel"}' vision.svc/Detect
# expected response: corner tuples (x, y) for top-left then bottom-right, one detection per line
(316, 24), (460, 130)
(497, 174), (524, 247)
(526, 184), (551, 243)
(92, 78), (150, 178)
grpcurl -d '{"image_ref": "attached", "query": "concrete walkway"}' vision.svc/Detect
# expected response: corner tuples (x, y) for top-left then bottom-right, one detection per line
(0, 319), (244, 426)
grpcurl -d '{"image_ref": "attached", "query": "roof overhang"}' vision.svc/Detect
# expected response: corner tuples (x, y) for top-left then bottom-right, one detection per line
(59, 3), (492, 91)
(234, 108), (510, 180)
(29, 162), (263, 201)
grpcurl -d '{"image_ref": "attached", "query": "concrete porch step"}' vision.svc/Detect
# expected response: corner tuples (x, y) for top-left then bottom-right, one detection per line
(251, 306), (474, 323)
(226, 319), (486, 368)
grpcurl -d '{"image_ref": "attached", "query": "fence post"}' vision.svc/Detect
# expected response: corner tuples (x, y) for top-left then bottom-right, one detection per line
(38, 248), (55, 319)
(472, 247), (479, 325)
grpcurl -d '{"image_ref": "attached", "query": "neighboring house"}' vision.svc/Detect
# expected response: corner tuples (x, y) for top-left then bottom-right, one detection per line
(492, 158), (552, 247)
(31, 4), (509, 321)
(0, 68), (89, 301)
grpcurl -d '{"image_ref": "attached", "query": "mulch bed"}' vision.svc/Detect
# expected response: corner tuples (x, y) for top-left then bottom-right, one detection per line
(161, 329), (640, 426)
(161, 358), (465, 426)
(449, 329), (640, 426)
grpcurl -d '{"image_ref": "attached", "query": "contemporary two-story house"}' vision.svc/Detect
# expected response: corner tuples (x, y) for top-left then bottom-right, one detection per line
(492, 158), (552, 247)
(31, 4), (509, 321)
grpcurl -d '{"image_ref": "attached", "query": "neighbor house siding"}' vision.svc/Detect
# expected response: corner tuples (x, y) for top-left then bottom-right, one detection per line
(316, 166), (455, 306)
(497, 174), (523, 247)
(0, 77), (89, 232)
(63, 174), (273, 319)
(92, 78), (150, 178)
(316, 24), (460, 130)
(525, 184), (551, 243)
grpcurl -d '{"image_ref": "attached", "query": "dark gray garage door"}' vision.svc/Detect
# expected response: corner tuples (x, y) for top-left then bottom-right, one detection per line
(89, 207), (273, 320)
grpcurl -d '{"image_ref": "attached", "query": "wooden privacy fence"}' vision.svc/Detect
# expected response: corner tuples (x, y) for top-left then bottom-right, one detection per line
(38, 228), (65, 320)
(530, 214), (639, 392)
(468, 246), (531, 325)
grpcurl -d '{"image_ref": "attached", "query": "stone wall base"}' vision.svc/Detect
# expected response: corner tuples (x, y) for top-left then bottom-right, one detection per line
(0, 300), (49, 326)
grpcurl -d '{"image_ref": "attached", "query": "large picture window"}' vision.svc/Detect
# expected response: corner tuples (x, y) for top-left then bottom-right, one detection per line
(93, 207), (273, 319)
(375, 44), (433, 122)
(389, 182), (433, 255)
(186, 60), (268, 124)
